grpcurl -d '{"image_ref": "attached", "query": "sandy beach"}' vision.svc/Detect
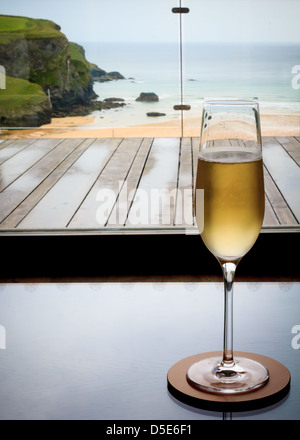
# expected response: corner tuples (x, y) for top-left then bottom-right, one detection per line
(1, 112), (299, 139)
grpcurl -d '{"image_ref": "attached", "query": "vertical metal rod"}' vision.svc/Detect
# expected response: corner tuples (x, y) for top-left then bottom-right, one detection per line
(179, 0), (184, 137)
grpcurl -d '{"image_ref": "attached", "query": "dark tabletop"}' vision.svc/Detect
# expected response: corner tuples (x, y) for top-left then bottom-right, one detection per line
(0, 281), (299, 420)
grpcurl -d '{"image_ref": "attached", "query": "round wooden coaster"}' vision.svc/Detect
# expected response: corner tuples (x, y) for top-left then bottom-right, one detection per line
(167, 351), (291, 412)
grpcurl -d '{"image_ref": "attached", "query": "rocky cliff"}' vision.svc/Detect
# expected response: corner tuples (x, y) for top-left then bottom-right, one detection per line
(0, 15), (124, 127)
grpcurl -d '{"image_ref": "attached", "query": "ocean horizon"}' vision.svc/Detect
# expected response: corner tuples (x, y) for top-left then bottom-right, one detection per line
(80, 41), (300, 128)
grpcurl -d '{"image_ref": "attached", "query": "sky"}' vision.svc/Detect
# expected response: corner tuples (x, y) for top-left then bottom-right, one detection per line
(1, 0), (300, 44)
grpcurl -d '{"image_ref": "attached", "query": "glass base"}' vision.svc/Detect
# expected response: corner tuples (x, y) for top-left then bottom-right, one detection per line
(186, 356), (269, 394)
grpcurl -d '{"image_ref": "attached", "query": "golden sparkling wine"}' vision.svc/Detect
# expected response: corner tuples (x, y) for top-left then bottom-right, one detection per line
(196, 151), (265, 261)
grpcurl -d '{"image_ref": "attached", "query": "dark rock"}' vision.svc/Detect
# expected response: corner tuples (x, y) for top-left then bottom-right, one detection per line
(51, 99), (126, 117)
(146, 112), (166, 117)
(104, 97), (125, 102)
(136, 92), (159, 102)
(100, 100), (126, 110)
(94, 71), (125, 83)
(107, 71), (125, 80)
(89, 65), (107, 80)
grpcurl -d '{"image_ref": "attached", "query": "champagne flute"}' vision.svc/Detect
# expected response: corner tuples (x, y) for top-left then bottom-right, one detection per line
(187, 100), (269, 394)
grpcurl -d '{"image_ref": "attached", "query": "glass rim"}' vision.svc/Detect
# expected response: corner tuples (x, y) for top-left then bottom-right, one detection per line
(203, 99), (259, 107)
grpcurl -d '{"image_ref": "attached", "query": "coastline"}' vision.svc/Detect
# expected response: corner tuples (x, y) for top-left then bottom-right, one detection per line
(1, 112), (299, 139)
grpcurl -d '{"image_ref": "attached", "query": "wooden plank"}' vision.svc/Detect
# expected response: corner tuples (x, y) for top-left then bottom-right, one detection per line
(263, 195), (279, 226)
(213, 139), (232, 147)
(229, 139), (247, 148)
(68, 138), (143, 228)
(0, 138), (62, 191)
(275, 136), (300, 166)
(0, 138), (86, 225)
(0, 138), (17, 149)
(106, 138), (153, 227)
(17, 138), (122, 229)
(0, 138), (36, 165)
(126, 138), (180, 227)
(262, 137), (300, 222)
(0, 138), (94, 228)
(174, 138), (194, 226)
(0, 136), (298, 231)
(263, 165), (298, 225)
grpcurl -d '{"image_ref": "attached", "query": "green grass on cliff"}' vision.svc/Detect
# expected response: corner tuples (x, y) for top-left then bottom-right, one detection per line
(0, 15), (65, 44)
(69, 42), (89, 66)
(69, 42), (104, 75)
(69, 42), (97, 72)
(0, 76), (47, 110)
(69, 42), (94, 87)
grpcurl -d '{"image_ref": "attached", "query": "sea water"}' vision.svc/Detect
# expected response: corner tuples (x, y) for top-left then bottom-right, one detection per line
(81, 41), (300, 128)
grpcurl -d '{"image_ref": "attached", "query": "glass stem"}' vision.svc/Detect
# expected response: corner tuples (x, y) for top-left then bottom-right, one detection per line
(221, 262), (237, 367)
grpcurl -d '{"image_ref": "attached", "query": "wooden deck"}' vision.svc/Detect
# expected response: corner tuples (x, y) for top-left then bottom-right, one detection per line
(0, 136), (299, 234)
